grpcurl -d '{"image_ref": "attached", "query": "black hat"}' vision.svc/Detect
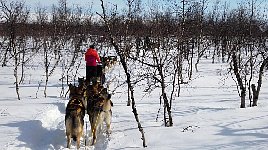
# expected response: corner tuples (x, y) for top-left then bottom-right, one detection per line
(89, 45), (95, 49)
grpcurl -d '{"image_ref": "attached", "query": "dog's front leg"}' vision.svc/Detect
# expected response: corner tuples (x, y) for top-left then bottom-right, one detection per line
(106, 123), (111, 134)
(76, 135), (81, 149)
(91, 125), (97, 145)
(91, 130), (97, 145)
(66, 135), (71, 148)
(105, 113), (112, 134)
(99, 123), (103, 134)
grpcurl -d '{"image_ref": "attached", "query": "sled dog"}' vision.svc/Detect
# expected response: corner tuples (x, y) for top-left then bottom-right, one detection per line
(87, 88), (113, 145)
(65, 84), (86, 149)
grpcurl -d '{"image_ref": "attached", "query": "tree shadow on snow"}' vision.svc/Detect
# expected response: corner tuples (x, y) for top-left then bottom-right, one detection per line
(201, 140), (268, 150)
(215, 117), (268, 139)
(2, 120), (66, 149)
(213, 116), (268, 148)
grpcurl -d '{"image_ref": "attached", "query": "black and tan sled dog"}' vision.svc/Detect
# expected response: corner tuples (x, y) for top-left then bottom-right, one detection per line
(65, 83), (86, 149)
(87, 82), (113, 145)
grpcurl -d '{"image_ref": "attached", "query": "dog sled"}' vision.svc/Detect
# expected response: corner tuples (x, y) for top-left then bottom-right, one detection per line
(64, 54), (118, 148)
(97, 63), (105, 85)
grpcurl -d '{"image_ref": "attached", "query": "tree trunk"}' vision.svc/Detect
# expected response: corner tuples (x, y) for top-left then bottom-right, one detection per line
(157, 60), (173, 127)
(252, 57), (268, 106)
(251, 84), (258, 106)
(232, 50), (246, 108)
(240, 88), (246, 108)
(44, 40), (48, 98)
(127, 87), (131, 106)
(14, 52), (20, 100)
(19, 48), (25, 84)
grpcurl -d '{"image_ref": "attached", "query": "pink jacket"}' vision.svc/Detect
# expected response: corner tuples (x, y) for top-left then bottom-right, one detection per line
(85, 48), (101, 66)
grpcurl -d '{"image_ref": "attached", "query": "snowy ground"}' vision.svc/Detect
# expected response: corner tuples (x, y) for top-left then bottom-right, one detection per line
(0, 57), (268, 150)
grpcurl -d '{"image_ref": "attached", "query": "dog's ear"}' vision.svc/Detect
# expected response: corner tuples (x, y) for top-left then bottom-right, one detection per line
(110, 100), (114, 107)
(103, 88), (108, 93)
(68, 83), (74, 90)
(108, 94), (111, 99)
(78, 77), (85, 84)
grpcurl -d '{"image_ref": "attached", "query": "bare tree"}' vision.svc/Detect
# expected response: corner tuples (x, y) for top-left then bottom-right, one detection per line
(226, 0), (268, 108)
(141, 37), (176, 127)
(98, 0), (147, 147)
(0, 0), (29, 100)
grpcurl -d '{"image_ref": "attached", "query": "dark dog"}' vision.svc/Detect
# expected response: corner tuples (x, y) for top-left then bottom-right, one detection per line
(87, 85), (113, 145)
(77, 77), (88, 109)
(65, 84), (86, 149)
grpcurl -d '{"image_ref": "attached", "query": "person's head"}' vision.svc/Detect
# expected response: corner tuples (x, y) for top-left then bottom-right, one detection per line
(89, 45), (95, 49)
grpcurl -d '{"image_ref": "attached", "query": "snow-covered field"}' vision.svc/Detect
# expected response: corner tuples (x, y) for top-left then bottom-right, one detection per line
(0, 54), (268, 150)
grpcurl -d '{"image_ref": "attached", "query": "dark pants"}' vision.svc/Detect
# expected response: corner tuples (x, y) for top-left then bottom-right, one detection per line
(86, 66), (97, 83)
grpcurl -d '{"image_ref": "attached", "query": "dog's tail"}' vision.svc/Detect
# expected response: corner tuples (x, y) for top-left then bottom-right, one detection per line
(71, 115), (77, 142)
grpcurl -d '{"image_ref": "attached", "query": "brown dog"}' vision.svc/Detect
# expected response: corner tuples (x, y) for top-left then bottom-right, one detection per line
(87, 85), (113, 145)
(65, 84), (86, 149)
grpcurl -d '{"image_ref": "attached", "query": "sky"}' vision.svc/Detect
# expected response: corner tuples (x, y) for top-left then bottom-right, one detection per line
(23, 0), (268, 17)
(25, 0), (126, 13)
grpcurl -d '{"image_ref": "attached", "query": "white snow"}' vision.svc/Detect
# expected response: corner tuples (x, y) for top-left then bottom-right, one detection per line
(0, 53), (268, 150)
